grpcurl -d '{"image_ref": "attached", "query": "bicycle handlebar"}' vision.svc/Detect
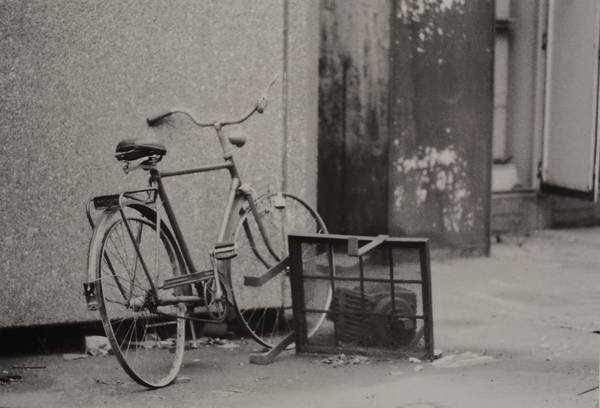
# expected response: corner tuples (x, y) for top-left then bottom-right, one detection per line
(146, 76), (277, 129)
(146, 111), (174, 127)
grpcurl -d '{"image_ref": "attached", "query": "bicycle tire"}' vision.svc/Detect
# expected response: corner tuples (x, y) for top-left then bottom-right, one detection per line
(89, 208), (186, 388)
(229, 193), (332, 348)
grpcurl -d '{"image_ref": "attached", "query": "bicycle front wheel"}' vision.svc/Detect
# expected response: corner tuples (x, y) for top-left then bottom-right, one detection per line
(90, 209), (185, 388)
(230, 193), (332, 348)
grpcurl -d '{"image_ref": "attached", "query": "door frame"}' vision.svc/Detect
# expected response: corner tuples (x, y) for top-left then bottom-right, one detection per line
(538, 0), (600, 201)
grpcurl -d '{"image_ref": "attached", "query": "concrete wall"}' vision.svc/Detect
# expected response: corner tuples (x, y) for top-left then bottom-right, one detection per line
(0, 0), (319, 327)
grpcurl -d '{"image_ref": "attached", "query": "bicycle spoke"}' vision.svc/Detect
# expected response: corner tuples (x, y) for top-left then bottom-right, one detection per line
(107, 236), (131, 274)
(114, 223), (133, 271)
(101, 257), (148, 298)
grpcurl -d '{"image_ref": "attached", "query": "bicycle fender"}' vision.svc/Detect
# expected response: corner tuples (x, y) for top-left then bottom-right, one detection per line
(85, 206), (120, 286)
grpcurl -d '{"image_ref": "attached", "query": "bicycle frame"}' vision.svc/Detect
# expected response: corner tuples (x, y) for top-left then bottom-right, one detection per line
(85, 122), (287, 320)
(150, 123), (281, 278)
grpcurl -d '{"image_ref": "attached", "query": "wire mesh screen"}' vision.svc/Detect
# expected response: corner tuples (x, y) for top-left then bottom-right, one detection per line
(289, 234), (433, 359)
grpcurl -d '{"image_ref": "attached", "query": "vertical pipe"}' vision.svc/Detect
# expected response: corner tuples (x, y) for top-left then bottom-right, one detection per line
(281, 0), (290, 192)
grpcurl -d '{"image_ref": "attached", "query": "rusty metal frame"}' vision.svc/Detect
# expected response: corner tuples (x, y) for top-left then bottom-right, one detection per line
(289, 233), (434, 359)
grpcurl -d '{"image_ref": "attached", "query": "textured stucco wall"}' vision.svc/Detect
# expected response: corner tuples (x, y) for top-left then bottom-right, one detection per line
(0, 0), (318, 327)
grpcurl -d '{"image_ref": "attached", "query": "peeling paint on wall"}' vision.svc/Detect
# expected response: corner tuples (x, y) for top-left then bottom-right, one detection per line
(396, 0), (465, 42)
(393, 145), (473, 232)
(397, 0), (466, 22)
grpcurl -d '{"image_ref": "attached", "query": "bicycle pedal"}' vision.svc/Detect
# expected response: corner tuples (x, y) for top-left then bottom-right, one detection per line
(212, 242), (237, 260)
(161, 270), (213, 290)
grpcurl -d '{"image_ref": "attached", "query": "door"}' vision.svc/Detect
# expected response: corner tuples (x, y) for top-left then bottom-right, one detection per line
(541, 0), (600, 200)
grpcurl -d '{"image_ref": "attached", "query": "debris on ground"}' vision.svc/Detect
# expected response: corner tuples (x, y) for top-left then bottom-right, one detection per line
(408, 357), (422, 364)
(173, 376), (192, 384)
(433, 349), (443, 359)
(216, 341), (240, 349)
(388, 370), (405, 376)
(187, 337), (210, 349)
(62, 353), (89, 361)
(95, 378), (126, 386)
(210, 338), (228, 346)
(0, 371), (22, 384)
(413, 364), (425, 372)
(208, 388), (245, 397)
(320, 354), (370, 367)
(187, 337), (240, 349)
(85, 336), (112, 356)
(156, 339), (176, 349)
(11, 363), (46, 370)
(431, 351), (494, 368)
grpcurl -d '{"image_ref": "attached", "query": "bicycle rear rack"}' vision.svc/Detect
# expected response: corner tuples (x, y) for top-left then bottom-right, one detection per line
(86, 188), (159, 229)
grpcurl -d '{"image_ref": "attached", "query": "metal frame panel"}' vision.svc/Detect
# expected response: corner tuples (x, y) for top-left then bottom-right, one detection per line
(288, 233), (434, 359)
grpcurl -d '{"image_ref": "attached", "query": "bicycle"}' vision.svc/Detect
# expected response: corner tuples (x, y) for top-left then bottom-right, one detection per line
(83, 80), (332, 388)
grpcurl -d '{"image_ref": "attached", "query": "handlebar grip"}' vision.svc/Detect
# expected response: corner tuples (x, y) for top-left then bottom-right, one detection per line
(256, 75), (277, 114)
(256, 96), (268, 114)
(146, 111), (173, 127)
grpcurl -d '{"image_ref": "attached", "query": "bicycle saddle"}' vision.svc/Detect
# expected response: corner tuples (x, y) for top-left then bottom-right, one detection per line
(115, 139), (167, 162)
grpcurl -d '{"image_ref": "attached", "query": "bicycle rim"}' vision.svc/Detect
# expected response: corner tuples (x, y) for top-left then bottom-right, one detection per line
(230, 193), (332, 348)
(94, 212), (185, 388)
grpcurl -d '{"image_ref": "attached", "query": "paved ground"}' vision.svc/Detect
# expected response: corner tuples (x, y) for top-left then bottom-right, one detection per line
(1, 228), (599, 407)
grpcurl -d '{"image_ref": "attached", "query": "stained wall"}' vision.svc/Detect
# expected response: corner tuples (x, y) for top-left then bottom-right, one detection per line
(318, 0), (391, 235)
(318, 0), (494, 255)
(388, 0), (494, 255)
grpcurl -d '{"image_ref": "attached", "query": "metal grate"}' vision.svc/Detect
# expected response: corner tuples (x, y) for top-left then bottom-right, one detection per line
(289, 233), (434, 359)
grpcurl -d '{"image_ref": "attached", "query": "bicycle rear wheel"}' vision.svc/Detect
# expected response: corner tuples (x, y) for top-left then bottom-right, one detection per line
(90, 209), (185, 388)
(230, 193), (332, 348)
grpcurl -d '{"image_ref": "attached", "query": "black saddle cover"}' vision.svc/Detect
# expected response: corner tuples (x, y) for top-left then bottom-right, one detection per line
(115, 139), (167, 162)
